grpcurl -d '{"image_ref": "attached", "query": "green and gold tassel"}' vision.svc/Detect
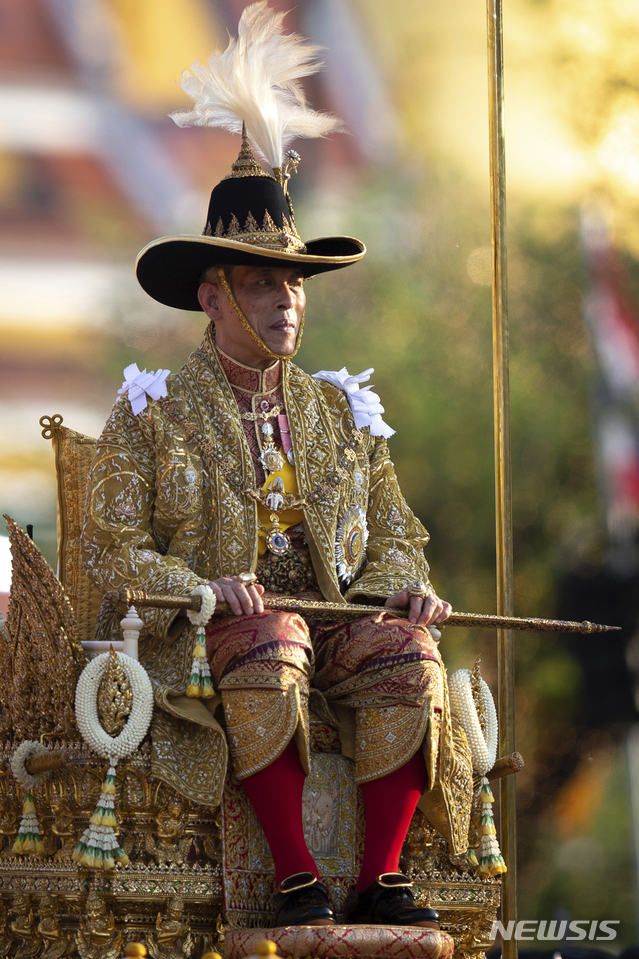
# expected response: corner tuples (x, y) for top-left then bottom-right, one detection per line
(186, 626), (214, 699)
(476, 777), (507, 877)
(12, 791), (45, 855)
(72, 765), (129, 871)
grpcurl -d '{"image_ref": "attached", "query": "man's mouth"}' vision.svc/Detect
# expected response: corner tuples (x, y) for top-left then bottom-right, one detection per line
(270, 319), (297, 332)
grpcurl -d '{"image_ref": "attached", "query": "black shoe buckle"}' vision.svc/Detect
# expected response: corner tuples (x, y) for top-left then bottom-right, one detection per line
(376, 872), (413, 889)
(277, 872), (319, 895)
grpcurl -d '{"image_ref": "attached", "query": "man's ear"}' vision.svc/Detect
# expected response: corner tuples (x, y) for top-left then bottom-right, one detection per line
(198, 281), (223, 320)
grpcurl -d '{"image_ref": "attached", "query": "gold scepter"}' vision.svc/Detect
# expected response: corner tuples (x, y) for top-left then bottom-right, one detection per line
(104, 589), (620, 633)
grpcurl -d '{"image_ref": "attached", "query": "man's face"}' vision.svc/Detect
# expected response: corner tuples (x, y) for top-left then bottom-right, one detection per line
(198, 265), (305, 367)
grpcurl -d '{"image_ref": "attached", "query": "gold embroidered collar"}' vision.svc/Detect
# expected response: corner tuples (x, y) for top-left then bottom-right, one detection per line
(215, 343), (281, 394)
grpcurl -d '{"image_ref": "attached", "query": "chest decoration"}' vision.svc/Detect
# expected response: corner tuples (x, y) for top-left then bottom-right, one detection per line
(257, 462), (303, 557)
(278, 413), (295, 465)
(262, 513), (293, 556)
(259, 421), (285, 473)
(162, 403), (368, 567)
(335, 505), (369, 585)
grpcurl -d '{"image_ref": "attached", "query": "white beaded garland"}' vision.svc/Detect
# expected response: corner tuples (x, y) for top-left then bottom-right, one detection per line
(448, 669), (498, 776)
(75, 652), (153, 763)
(187, 583), (217, 626)
(10, 741), (51, 790)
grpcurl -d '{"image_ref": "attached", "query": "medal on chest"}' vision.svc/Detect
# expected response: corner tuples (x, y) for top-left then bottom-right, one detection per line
(335, 504), (369, 585)
(259, 421), (285, 473)
(262, 512), (292, 555)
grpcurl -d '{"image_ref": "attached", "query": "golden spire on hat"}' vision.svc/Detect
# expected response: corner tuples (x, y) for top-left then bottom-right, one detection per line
(227, 123), (269, 179)
(170, 1), (345, 183)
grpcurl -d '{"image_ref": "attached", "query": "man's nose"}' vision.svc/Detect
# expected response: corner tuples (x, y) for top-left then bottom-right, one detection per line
(276, 283), (296, 309)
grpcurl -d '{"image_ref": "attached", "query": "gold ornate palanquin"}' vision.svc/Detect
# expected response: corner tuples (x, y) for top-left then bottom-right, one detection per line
(0, 416), (500, 957)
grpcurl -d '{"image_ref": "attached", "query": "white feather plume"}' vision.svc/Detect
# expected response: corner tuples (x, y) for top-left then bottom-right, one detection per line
(169, 1), (345, 172)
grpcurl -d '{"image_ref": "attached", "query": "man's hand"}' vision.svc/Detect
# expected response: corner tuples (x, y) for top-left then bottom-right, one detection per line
(209, 576), (265, 616)
(384, 588), (451, 626)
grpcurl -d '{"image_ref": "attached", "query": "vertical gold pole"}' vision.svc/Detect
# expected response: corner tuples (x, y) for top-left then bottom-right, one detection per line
(486, 0), (517, 955)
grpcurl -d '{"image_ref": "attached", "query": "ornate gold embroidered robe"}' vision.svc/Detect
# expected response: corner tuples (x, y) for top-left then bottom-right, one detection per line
(82, 325), (471, 854)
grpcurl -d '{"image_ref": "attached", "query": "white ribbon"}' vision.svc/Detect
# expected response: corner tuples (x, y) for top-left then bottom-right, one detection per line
(118, 363), (170, 416)
(312, 367), (395, 438)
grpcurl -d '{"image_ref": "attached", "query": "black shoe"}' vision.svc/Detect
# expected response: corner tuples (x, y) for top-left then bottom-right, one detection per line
(343, 873), (440, 927)
(273, 872), (335, 927)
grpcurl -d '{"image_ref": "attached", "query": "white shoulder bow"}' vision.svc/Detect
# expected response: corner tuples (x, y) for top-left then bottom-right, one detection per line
(312, 367), (395, 438)
(119, 363), (170, 415)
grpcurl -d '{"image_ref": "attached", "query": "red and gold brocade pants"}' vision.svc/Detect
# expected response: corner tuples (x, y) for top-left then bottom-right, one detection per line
(205, 610), (443, 785)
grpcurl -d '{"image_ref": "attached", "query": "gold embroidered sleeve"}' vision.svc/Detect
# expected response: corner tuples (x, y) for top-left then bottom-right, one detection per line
(345, 437), (431, 602)
(81, 397), (208, 641)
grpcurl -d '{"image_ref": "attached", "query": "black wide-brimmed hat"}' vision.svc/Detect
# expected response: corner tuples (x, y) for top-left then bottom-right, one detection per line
(136, 134), (366, 312)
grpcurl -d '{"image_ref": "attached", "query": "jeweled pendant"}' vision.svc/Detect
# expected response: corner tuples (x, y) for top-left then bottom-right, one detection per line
(260, 447), (285, 473)
(265, 513), (291, 555)
(335, 505), (369, 584)
(265, 527), (292, 555)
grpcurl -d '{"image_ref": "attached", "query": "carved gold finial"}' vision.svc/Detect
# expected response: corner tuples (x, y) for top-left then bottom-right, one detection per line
(470, 656), (487, 735)
(227, 124), (268, 179)
(97, 646), (133, 736)
(39, 414), (64, 441)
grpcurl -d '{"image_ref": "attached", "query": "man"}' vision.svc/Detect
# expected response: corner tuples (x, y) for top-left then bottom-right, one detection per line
(82, 3), (473, 931)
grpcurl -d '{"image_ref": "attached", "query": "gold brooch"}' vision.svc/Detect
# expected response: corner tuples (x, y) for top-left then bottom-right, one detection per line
(335, 506), (368, 585)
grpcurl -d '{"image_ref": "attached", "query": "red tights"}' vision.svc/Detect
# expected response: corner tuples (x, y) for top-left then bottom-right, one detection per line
(241, 741), (427, 888)
(356, 748), (427, 889)
(241, 741), (318, 884)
